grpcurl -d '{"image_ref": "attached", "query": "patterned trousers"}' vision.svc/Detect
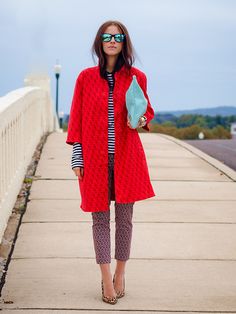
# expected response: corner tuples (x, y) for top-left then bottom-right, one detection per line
(91, 153), (135, 264)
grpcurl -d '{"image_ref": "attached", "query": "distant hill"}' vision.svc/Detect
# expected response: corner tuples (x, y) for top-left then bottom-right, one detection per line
(158, 106), (236, 117)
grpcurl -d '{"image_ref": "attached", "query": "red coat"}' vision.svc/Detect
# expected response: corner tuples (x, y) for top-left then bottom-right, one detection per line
(66, 64), (156, 212)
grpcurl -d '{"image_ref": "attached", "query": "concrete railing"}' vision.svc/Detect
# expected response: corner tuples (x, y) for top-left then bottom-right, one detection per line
(0, 75), (56, 242)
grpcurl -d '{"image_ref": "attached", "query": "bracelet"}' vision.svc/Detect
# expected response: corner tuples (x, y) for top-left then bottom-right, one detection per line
(138, 115), (147, 127)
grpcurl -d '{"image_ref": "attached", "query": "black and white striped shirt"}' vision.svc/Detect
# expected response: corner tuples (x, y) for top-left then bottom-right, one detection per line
(71, 71), (115, 169)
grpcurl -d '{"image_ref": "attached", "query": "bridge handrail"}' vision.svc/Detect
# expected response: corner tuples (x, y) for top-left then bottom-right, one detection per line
(0, 83), (54, 242)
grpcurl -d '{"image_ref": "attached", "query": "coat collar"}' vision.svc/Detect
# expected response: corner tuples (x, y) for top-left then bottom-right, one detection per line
(94, 63), (131, 79)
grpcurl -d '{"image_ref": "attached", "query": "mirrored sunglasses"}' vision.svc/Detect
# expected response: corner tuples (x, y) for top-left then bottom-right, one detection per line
(101, 33), (125, 43)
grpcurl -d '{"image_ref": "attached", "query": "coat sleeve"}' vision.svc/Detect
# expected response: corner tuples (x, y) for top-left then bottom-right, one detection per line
(138, 73), (155, 132)
(66, 71), (84, 145)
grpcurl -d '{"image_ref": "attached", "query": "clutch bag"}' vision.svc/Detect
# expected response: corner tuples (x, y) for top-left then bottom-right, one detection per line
(125, 75), (148, 128)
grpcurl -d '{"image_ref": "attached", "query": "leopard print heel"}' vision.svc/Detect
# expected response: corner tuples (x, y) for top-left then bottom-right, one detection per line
(101, 280), (118, 304)
(113, 274), (125, 298)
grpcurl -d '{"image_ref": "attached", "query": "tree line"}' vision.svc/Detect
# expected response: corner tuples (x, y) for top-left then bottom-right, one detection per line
(138, 114), (236, 139)
(155, 113), (236, 129)
(63, 113), (236, 140)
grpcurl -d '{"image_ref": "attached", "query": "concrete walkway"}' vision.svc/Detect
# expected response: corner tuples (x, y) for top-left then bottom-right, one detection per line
(1, 132), (236, 313)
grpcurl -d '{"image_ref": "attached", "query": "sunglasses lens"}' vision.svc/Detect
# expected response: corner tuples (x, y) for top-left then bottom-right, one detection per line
(115, 34), (125, 42)
(101, 34), (111, 42)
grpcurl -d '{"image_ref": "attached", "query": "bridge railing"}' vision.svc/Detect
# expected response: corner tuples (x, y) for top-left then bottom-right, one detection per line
(0, 75), (56, 242)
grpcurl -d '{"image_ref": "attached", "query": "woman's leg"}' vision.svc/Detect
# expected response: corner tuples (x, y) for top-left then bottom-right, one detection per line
(91, 211), (116, 297)
(91, 210), (111, 264)
(113, 202), (134, 291)
(90, 153), (116, 298)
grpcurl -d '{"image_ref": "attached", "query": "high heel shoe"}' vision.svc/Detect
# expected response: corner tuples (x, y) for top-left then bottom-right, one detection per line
(101, 280), (118, 304)
(113, 273), (125, 298)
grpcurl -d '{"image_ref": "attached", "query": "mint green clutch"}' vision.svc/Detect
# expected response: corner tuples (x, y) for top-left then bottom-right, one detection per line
(125, 75), (148, 128)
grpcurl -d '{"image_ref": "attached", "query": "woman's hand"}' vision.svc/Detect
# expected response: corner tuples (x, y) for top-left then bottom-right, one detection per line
(127, 118), (134, 129)
(127, 116), (146, 129)
(73, 167), (84, 180)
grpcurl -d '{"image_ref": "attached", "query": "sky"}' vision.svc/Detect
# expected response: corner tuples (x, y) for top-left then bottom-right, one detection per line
(0, 0), (236, 115)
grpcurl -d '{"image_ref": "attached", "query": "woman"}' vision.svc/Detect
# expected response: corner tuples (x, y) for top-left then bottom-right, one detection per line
(66, 20), (155, 304)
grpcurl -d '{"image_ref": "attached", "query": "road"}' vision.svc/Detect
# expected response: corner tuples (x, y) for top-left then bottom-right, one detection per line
(184, 138), (236, 171)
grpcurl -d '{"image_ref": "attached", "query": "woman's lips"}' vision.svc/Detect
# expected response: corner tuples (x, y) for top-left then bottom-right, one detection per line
(108, 47), (116, 49)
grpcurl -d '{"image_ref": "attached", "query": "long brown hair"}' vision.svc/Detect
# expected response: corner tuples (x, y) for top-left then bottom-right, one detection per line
(91, 20), (136, 78)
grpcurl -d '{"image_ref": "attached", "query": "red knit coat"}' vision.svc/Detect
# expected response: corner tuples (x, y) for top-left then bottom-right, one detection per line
(66, 64), (156, 212)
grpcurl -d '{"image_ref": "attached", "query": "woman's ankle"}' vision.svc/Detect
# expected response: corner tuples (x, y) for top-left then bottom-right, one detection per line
(114, 260), (126, 277)
(99, 263), (112, 279)
(114, 269), (125, 276)
(102, 272), (112, 282)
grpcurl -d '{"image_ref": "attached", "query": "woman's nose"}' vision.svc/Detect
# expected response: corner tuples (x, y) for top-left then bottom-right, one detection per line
(110, 36), (115, 43)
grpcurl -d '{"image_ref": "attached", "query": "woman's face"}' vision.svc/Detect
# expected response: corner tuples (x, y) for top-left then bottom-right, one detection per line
(102, 25), (123, 57)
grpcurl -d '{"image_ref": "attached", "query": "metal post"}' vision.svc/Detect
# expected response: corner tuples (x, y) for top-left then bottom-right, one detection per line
(55, 73), (59, 122)
(54, 61), (62, 129)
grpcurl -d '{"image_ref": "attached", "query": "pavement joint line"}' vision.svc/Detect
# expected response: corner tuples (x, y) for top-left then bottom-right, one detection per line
(33, 178), (233, 182)
(156, 198), (236, 201)
(2, 308), (236, 313)
(9, 257), (236, 262)
(158, 134), (236, 182)
(28, 198), (236, 201)
(1, 310), (236, 313)
(26, 199), (236, 202)
(20, 221), (236, 225)
(152, 179), (235, 182)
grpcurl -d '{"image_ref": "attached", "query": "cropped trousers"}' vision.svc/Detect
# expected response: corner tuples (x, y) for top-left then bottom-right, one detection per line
(91, 153), (135, 264)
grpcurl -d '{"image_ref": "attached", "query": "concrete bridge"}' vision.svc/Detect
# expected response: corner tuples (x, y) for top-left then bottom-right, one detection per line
(0, 79), (236, 312)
